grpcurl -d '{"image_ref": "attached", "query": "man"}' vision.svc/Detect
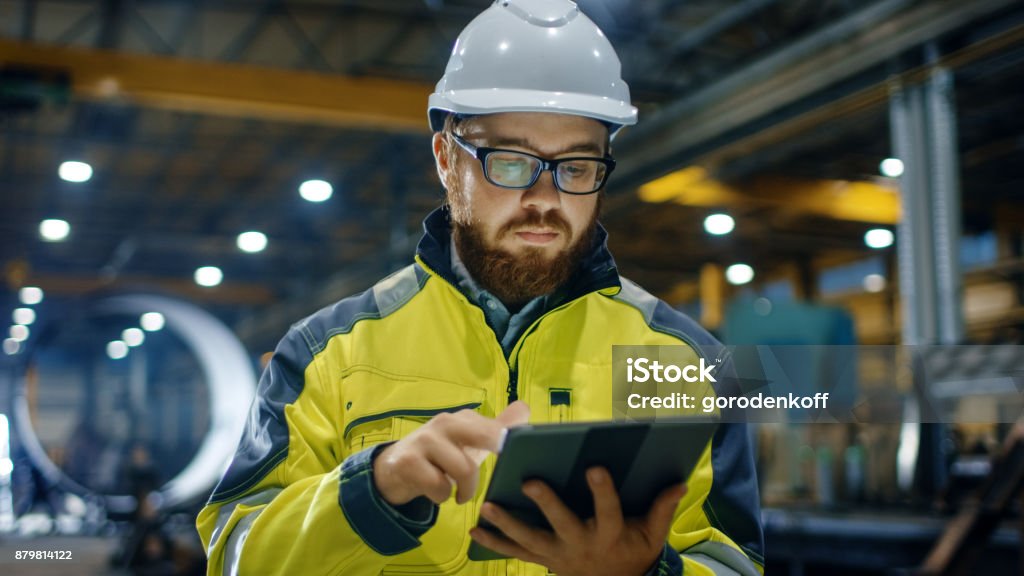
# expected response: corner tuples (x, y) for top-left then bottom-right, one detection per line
(197, 1), (764, 575)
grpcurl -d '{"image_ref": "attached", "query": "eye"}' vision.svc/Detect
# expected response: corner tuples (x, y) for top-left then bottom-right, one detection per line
(487, 153), (536, 185)
(559, 160), (597, 179)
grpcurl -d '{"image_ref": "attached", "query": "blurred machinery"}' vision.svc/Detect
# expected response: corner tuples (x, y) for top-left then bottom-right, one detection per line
(0, 293), (256, 573)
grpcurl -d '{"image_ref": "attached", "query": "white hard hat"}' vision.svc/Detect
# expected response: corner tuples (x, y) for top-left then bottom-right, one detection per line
(428, 0), (638, 137)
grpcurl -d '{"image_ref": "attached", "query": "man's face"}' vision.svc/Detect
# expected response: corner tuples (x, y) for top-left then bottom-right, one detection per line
(433, 112), (608, 305)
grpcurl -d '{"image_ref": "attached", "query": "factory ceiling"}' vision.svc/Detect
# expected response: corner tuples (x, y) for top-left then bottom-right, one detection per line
(1, 0), (1022, 349)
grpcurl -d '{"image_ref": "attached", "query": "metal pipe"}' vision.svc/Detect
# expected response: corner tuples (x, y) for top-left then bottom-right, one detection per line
(926, 65), (965, 344)
(890, 82), (938, 345)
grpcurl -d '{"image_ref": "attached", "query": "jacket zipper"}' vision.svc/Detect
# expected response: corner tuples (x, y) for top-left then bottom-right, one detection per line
(504, 300), (581, 407)
(506, 369), (518, 403)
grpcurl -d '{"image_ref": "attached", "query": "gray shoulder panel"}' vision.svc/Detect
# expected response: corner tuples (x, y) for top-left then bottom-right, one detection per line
(302, 264), (427, 354)
(372, 264), (422, 318)
(682, 541), (762, 576)
(612, 275), (659, 325)
(610, 275), (718, 357)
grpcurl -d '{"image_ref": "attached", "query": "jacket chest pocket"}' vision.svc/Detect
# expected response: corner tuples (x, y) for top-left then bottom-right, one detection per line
(344, 417), (395, 452)
(341, 367), (487, 456)
(344, 413), (471, 455)
(521, 360), (612, 422)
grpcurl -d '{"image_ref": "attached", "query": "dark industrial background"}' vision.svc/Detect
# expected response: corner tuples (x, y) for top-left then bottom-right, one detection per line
(1, 0), (1023, 574)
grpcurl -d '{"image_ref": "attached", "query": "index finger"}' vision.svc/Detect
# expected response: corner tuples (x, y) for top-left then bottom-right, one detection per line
(428, 410), (508, 453)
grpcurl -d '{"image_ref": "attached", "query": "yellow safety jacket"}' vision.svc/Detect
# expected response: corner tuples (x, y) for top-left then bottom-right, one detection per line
(197, 208), (764, 575)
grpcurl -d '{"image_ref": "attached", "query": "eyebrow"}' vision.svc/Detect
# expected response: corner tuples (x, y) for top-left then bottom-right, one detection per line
(485, 136), (605, 157)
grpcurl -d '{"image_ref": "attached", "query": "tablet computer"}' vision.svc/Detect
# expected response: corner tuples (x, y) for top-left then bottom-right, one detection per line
(468, 418), (718, 561)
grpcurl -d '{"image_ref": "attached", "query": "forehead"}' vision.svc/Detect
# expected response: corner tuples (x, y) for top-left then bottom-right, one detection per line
(462, 112), (608, 154)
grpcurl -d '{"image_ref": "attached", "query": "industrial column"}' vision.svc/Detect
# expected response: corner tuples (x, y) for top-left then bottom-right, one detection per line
(889, 45), (966, 502)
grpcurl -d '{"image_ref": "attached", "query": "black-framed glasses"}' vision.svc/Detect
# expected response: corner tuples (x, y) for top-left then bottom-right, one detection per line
(451, 134), (615, 195)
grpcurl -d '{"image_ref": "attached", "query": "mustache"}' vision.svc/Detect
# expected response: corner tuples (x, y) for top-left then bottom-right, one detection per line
(498, 211), (571, 237)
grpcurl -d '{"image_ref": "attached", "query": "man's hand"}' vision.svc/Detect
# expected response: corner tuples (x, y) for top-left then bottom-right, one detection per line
(469, 467), (686, 576)
(373, 401), (530, 506)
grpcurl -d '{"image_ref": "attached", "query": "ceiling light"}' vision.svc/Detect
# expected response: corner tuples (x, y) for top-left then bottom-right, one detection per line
(12, 308), (35, 326)
(58, 160), (93, 183)
(39, 219), (70, 242)
(237, 231), (268, 253)
(19, 287), (43, 305)
(725, 264), (754, 285)
(865, 228), (894, 249)
(3, 338), (19, 355)
(107, 340), (128, 360)
(879, 158), (904, 178)
(122, 327), (145, 347)
(704, 213), (735, 236)
(9, 325), (29, 342)
(140, 312), (165, 332)
(299, 179), (333, 202)
(194, 266), (223, 287)
(863, 274), (887, 293)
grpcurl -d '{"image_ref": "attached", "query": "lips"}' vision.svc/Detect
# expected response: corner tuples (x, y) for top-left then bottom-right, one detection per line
(515, 230), (560, 244)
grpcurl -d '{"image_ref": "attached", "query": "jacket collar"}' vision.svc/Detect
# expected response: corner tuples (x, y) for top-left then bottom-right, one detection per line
(416, 206), (621, 303)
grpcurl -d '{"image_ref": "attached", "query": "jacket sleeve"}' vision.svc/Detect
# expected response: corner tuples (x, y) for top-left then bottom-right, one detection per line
(640, 430), (764, 576)
(196, 326), (437, 576)
(655, 356), (766, 576)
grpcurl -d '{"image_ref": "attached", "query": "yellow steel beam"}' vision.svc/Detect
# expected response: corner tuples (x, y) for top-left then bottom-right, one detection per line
(755, 177), (901, 225)
(635, 166), (748, 206)
(699, 263), (725, 330)
(0, 39), (433, 132)
(638, 167), (901, 225)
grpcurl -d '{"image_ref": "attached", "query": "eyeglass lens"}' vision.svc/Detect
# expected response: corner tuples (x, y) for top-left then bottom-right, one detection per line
(484, 151), (606, 193)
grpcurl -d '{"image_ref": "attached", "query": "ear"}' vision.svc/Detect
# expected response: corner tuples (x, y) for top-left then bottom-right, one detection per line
(432, 132), (450, 187)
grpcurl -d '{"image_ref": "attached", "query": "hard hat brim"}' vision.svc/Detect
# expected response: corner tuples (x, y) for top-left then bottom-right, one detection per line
(428, 88), (637, 133)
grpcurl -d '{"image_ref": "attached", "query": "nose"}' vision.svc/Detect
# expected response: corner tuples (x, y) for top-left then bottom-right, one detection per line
(521, 169), (561, 213)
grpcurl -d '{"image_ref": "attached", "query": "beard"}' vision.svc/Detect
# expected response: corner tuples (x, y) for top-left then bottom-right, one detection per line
(450, 195), (600, 308)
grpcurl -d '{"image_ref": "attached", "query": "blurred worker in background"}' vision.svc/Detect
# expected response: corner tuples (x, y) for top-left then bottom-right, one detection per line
(198, 1), (763, 575)
(112, 442), (176, 575)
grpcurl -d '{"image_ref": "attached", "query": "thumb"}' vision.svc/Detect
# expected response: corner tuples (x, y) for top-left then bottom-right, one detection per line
(497, 400), (531, 428)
